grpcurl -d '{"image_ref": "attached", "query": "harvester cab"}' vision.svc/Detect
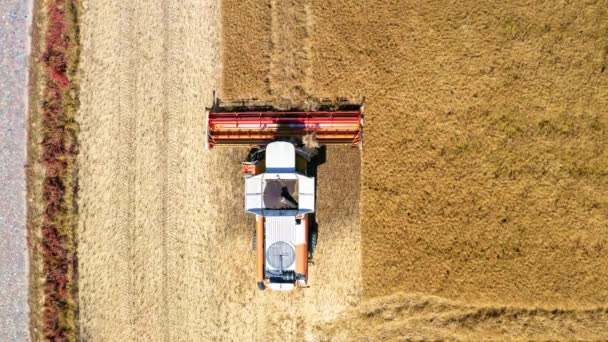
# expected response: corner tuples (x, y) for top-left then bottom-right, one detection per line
(205, 95), (363, 290)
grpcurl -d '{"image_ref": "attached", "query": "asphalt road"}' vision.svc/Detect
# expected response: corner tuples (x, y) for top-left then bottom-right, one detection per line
(0, 0), (32, 340)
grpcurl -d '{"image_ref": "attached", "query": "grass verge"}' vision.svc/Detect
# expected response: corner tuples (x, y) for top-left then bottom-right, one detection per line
(28, 0), (80, 340)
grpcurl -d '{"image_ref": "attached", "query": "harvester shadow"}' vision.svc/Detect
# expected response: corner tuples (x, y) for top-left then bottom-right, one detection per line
(303, 145), (325, 263)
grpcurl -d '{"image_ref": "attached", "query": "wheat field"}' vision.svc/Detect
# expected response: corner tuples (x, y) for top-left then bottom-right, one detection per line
(76, 0), (607, 339)
(223, 0), (608, 338)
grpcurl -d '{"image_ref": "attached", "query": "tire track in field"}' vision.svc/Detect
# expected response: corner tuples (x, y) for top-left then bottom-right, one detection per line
(161, 1), (188, 338)
(78, 0), (134, 339)
(79, 0), (170, 340)
(115, 1), (137, 339)
(160, 0), (173, 339)
(129, 0), (167, 338)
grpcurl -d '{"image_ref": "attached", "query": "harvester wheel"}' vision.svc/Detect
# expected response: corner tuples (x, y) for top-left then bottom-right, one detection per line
(308, 228), (318, 254)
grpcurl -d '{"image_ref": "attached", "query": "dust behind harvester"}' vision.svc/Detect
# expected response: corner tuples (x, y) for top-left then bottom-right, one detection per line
(205, 94), (363, 290)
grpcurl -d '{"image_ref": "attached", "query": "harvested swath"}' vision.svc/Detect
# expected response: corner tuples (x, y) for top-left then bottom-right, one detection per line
(315, 293), (608, 341)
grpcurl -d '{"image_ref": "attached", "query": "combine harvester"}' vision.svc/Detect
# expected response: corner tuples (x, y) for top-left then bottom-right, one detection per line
(206, 95), (363, 290)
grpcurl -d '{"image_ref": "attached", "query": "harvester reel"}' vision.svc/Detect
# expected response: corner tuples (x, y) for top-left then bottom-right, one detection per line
(206, 94), (364, 148)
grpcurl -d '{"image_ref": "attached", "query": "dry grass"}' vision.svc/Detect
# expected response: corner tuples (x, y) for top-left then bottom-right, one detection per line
(26, 1), (46, 338)
(27, 2), (47, 339)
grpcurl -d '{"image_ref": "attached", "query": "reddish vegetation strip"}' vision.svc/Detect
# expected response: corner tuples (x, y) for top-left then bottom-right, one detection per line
(38, 0), (79, 340)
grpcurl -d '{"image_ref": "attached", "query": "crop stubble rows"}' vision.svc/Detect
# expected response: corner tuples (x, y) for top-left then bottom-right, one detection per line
(78, 0), (361, 340)
(77, 0), (213, 339)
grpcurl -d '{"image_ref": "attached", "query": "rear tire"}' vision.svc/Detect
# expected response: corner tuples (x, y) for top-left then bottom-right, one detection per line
(308, 228), (318, 254)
